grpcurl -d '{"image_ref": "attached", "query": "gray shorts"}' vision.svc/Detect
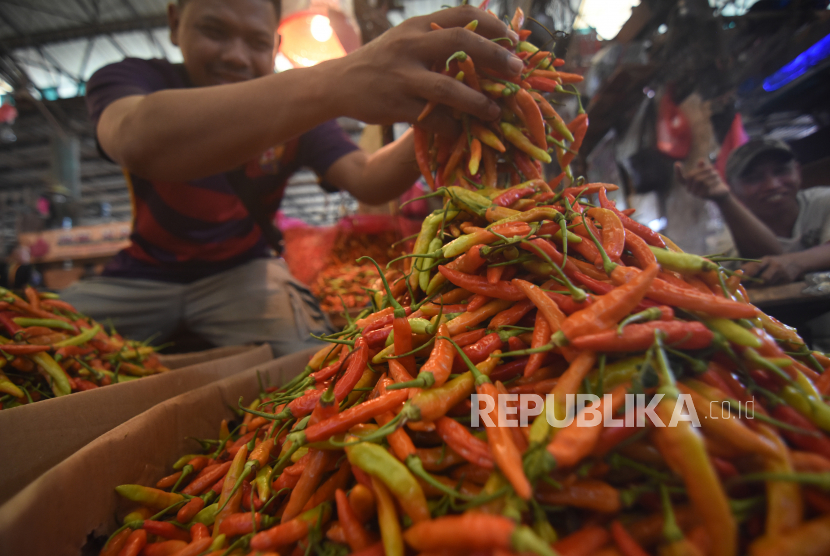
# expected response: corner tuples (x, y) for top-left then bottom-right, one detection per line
(60, 258), (334, 357)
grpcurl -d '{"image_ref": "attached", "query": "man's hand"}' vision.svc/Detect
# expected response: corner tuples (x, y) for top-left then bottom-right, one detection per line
(675, 159), (731, 201)
(329, 6), (521, 135)
(741, 254), (804, 287)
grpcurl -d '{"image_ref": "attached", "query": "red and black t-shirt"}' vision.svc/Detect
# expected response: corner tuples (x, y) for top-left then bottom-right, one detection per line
(86, 58), (359, 283)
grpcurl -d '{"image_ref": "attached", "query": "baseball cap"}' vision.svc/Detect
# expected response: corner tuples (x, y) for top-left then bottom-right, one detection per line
(725, 138), (794, 184)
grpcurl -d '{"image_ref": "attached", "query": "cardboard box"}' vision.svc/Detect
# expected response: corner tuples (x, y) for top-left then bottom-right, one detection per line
(0, 343), (273, 505)
(159, 344), (272, 369)
(0, 349), (311, 556)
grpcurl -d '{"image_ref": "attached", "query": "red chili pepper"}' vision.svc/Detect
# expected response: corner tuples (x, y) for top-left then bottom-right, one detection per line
(435, 416), (493, 468)
(490, 356), (533, 382)
(40, 298), (79, 313)
(481, 146), (498, 188)
(513, 150), (542, 180)
(489, 299), (535, 329)
(443, 132), (468, 184)
(553, 525), (609, 556)
(118, 528), (147, 556)
(0, 343), (50, 355)
(142, 520), (191, 542)
(711, 457), (739, 480)
(559, 113), (589, 169)
(311, 344), (349, 383)
(772, 405), (830, 459)
(336, 488), (373, 551)
(301, 389), (410, 444)
(176, 497), (205, 524)
(545, 290), (593, 315)
(525, 75), (558, 92)
(364, 325), (392, 348)
(393, 315), (416, 377)
(452, 332), (503, 372)
(182, 461), (232, 496)
(489, 266), (506, 286)
(413, 126), (435, 191)
(492, 186), (535, 208)
(610, 520), (650, 556)
(100, 528), (132, 556)
(466, 293), (492, 312)
(250, 503), (331, 551)
(141, 540), (188, 556)
(360, 307), (410, 335)
(0, 313), (22, 335)
(451, 328), (488, 347)
(613, 266), (759, 319)
(437, 266), (526, 301)
(591, 411), (642, 458)
(571, 320), (713, 352)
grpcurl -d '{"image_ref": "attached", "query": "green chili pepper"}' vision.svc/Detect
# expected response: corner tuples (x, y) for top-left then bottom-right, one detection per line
(31, 352), (71, 396)
(648, 246), (718, 275)
(53, 324), (101, 348)
(408, 212), (444, 294)
(345, 439), (430, 523)
(115, 484), (185, 510)
(12, 317), (76, 331)
(193, 502), (219, 525)
(705, 318), (763, 348)
(446, 186), (494, 217)
(500, 122), (551, 163)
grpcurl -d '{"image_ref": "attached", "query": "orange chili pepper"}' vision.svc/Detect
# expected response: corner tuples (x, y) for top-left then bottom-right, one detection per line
(514, 88), (547, 149)
(586, 207), (625, 264)
(468, 138), (482, 176)
(555, 263), (658, 343)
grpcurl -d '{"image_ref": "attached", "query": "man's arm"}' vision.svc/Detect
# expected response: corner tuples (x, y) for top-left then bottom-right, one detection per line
(675, 160), (783, 258)
(98, 7), (521, 182)
(322, 129), (421, 205)
(741, 242), (830, 286)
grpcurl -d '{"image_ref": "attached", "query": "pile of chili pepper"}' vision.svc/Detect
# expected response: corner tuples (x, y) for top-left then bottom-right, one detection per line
(0, 286), (168, 408)
(310, 229), (403, 314)
(100, 7), (830, 556)
(412, 6), (587, 194)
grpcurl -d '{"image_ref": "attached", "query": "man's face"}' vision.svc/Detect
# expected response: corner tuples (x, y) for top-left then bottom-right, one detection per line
(732, 156), (801, 217)
(168, 0), (279, 87)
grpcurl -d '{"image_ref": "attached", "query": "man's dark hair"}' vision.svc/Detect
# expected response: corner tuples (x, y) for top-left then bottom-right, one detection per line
(177, 0), (281, 21)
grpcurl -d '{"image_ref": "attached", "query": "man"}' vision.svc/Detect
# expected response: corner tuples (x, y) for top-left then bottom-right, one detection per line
(62, 0), (522, 355)
(676, 138), (830, 286)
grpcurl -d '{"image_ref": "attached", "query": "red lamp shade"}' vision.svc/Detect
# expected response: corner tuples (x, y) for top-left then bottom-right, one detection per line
(278, 8), (360, 68)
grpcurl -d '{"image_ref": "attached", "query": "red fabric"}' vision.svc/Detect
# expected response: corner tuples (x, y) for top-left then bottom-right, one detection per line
(715, 113), (749, 181)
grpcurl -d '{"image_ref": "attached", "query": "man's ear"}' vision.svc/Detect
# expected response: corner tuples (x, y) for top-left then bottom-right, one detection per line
(168, 2), (181, 47)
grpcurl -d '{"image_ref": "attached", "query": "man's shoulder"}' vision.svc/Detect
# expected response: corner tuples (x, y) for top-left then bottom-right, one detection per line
(798, 186), (830, 203)
(88, 58), (187, 89)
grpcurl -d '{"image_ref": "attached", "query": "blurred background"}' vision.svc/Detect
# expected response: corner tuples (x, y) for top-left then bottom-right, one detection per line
(0, 0), (828, 312)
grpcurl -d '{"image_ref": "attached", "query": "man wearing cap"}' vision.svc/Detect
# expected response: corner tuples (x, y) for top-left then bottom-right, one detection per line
(677, 138), (830, 286)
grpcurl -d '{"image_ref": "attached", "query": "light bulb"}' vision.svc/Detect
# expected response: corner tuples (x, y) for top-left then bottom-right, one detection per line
(310, 15), (333, 42)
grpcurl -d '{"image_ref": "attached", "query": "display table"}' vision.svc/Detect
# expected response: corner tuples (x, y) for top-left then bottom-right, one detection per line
(747, 281), (830, 341)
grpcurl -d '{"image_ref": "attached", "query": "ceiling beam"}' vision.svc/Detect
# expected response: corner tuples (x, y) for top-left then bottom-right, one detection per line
(0, 14), (167, 50)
